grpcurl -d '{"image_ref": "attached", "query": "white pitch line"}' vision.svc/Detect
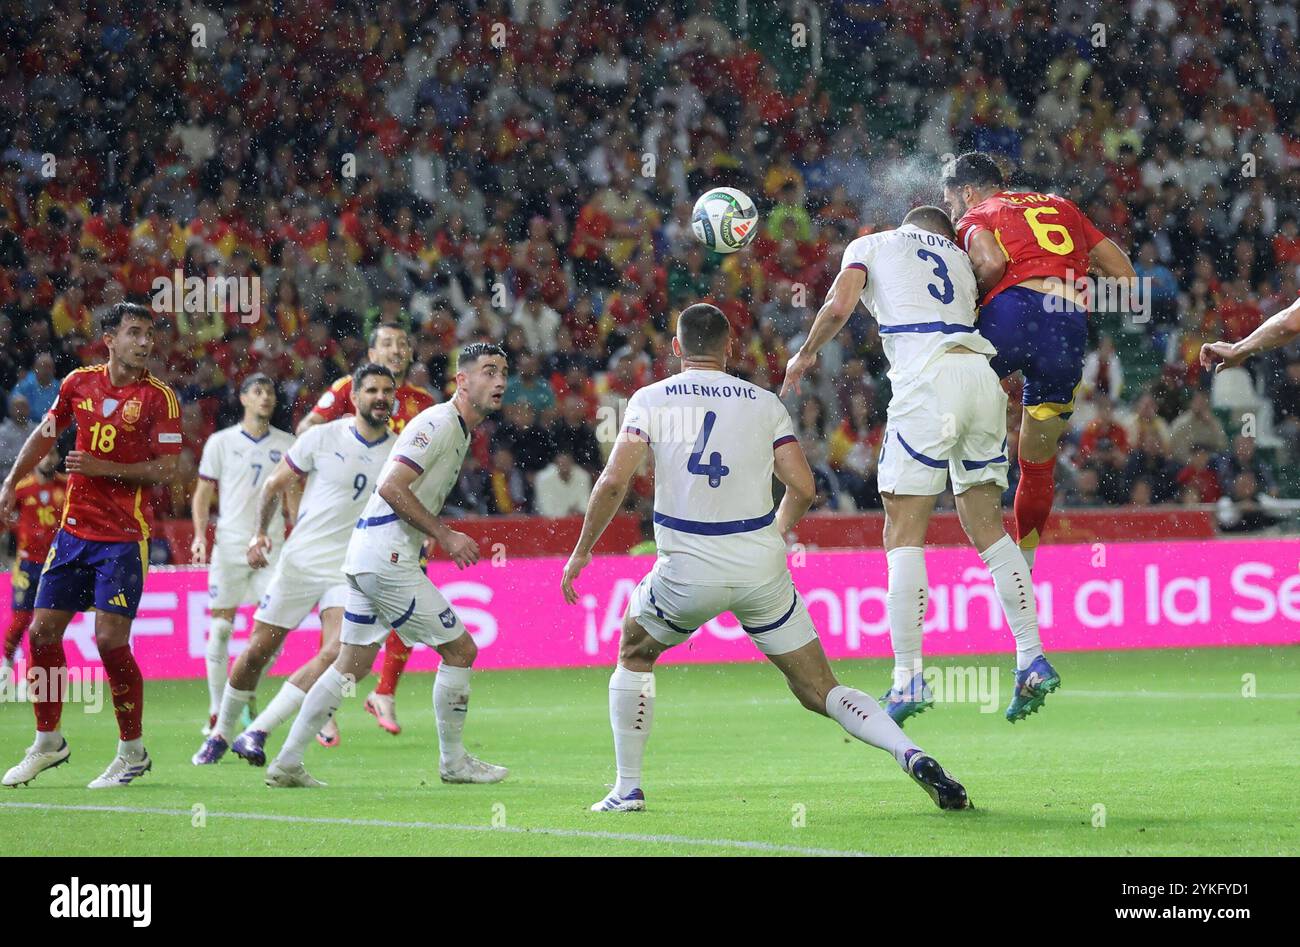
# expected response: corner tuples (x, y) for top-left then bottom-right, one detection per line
(0, 801), (872, 857)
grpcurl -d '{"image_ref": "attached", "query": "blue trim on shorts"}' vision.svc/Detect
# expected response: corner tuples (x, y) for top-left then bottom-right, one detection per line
(653, 508), (776, 536)
(960, 436), (1009, 471)
(356, 513), (400, 529)
(893, 431), (948, 469)
(344, 611), (376, 625)
(647, 585), (695, 634)
(742, 589), (799, 635)
(391, 597), (417, 629)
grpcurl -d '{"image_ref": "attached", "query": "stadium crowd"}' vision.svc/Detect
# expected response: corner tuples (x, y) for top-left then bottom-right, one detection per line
(4, 0), (1300, 546)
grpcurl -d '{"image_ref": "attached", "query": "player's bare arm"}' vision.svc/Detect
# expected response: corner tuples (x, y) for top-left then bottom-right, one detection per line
(1201, 295), (1300, 373)
(562, 432), (648, 604)
(781, 265), (866, 397)
(773, 440), (816, 535)
(296, 411), (327, 435)
(190, 476), (216, 565)
(1088, 237), (1136, 279)
(376, 460), (479, 569)
(64, 451), (179, 484)
(0, 423), (59, 519)
(965, 229), (1008, 298)
(247, 459), (298, 568)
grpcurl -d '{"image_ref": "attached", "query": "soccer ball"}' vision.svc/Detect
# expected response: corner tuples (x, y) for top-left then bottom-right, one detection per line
(691, 187), (759, 254)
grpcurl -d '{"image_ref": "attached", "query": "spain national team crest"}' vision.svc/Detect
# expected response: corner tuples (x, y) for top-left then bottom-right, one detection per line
(123, 398), (142, 424)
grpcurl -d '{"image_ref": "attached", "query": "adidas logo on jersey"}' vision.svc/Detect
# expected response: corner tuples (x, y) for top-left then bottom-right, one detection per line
(78, 398), (94, 411)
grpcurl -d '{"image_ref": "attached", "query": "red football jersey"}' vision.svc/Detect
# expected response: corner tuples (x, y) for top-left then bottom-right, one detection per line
(956, 191), (1107, 305)
(13, 472), (68, 562)
(311, 375), (435, 433)
(45, 365), (183, 542)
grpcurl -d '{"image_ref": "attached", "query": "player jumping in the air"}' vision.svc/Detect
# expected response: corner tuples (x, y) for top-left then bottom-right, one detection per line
(264, 343), (509, 788)
(783, 207), (1055, 723)
(0, 303), (182, 788)
(192, 363), (396, 766)
(563, 304), (971, 812)
(941, 152), (1136, 570)
(191, 374), (294, 735)
(298, 322), (436, 736)
(2, 449), (66, 683)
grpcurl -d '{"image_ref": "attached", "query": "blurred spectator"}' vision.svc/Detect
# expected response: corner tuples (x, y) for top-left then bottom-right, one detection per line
(0, 392), (33, 472)
(533, 452), (593, 517)
(12, 353), (58, 420)
(1217, 472), (1285, 532)
(1177, 444), (1224, 503)
(1169, 391), (1228, 462)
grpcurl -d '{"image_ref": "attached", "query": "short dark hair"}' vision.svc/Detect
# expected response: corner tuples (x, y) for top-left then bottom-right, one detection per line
(902, 205), (957, 240)
(240, 372), (275, 394)
(941, 152), (1004, 189)
(677, 303), (731, 356)
(459, 342), (507, 368)
(352, 361), (395, 390)
(368, 321), (409, 348)
(101, 302), (153, 334)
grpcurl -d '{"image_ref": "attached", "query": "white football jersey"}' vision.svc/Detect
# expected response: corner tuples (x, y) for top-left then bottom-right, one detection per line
(198, 424), (295, 549)
(345, 401), (471, 575)
(623, 368), (795, 587)
(841, 224), (995, 391)
(279, 418), (395, 576)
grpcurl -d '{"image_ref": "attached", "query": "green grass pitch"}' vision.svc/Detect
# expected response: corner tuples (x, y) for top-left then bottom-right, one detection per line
(1, 647), (1296, 856)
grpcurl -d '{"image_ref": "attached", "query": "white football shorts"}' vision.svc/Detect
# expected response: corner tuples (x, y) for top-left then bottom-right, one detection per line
(877, 351), (1009, 496)
(625, 562), (816, 656)
(339, 567), (466, 649)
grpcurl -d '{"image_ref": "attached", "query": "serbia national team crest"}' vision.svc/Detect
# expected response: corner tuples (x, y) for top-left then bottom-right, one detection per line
(269, 450), (282, 462)
(123, 398), (142, 424)
(438, 607), (456, 628)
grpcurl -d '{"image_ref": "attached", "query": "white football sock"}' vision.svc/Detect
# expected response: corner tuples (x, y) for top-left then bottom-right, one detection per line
(1019, 543), (1036, 571)
(204, 617), (234, 716)
(434, 664), (473, 766)
(118, 738), (145, 762)
(247, 681), (306, 735)
(34, 729), (63, 752)
(277, 666), (347, 767)
(214, 683), (255, 739)
(886, 546), (927, 690)
(979, 534), (1043, 670)
(608, 664), (654, 796)
(826, 685), (919, 768)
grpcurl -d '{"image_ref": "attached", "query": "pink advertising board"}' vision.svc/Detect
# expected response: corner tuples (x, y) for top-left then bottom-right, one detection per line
(3, 539), (1298, 678)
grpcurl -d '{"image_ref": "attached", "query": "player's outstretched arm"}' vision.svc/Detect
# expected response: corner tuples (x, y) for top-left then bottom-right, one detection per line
(1201, 296), (1300, 374)
(190, 476), (216, 565)
(966, 230), (1007, 298)
(562, 433), (648, 604)
(773, 441), (816, 534)
(781, 266), (866, 397)
(376, 461), (479, 569)
(0, 420), (59, 520)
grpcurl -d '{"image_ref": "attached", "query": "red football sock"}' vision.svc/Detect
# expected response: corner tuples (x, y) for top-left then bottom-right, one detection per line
(1014, 456), (1058, 553)
(375, 631), (412, 697)
(4, 611), (32, 660)
(101, 645), (144, 741)
(28, 641), (66, 733)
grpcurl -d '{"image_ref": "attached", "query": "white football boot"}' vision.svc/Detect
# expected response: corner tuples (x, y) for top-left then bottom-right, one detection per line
(439, 754), (508, 784)
(87, 751), (152, 789)
(2, 740), (71, 787)
(590, 787), (646, 812)
(266, 759), (326, 788)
